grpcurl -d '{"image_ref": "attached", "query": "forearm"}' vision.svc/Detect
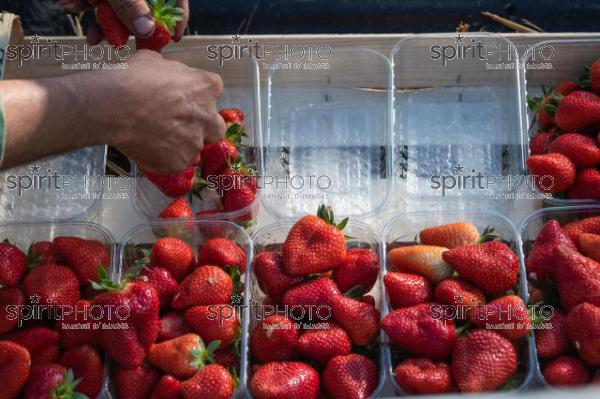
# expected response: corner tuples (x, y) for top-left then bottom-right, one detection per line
(0, 74), (101, 169)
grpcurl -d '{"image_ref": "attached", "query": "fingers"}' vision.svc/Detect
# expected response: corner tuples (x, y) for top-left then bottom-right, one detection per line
(108, 0), (155, 38)
(174, 0), (189, 42)
(205, 110), (227, 144)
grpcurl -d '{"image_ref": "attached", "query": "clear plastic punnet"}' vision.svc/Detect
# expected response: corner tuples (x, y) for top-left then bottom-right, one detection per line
(242, 219), (386, 398)
(0, 146), (107, 221)
(392, 33), (526, 207)
(381, 210), (535, 395)
(262, 48), (393, 221)
(131, 51), (262, 226)
(521, 38), (600, 207)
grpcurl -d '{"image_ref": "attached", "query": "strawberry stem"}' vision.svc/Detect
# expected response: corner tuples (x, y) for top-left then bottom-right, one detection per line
(52, 369), (87, 399)
(189, 339), (220, 371)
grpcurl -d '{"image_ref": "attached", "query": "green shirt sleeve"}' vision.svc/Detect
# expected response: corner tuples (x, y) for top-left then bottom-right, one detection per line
(0, 96), (4, 167)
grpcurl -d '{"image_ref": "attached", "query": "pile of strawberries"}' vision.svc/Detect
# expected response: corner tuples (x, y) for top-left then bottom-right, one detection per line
(526, 216), (600, 387)
(527, 58), (600, 199)
(382, 221), (526, 394)
(145, 108), (258, 225)
(0, 237), (110, 398)
(249, 205), (381, 399)
(106, 234), (247, 398)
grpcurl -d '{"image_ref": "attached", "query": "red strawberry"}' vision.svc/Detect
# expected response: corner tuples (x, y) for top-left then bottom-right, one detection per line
(201, 119), (246, 178)
(297, 322), (351, 365)
(526, 220), (577, 281)
(172, 265), (233, 309)
(283, 205), (347, 276)
(527, 153), (576, 194)
(160, 197), (193, 219)
(442, 241), (518, 295)
(144, 166), (198, 198)
(180, 364), (234, 399)
(568, 168), (600, 199)
(57, 299), (97, 349)
(24, 263), (80, 307)
(150, 237), (196, 281)
(330, 295), (379, 346)
(4, 327), (60, 365)
(214, 348), (239, 369)
(563, 216), (600, 244)
(470, 295), (530, 340)
(28, 241), (63, 266)
(91, 269), (160, 369)
(22, 364), (76, 399)
(281, 277), (340, 318)
(530, 131), (557, 155)
(59, 345), (104, 398)
(553, 91), (600, 133)
(151, 375), (182, 399)
(555, 80), (581, 96)
(0, 287), (24, 334)
(253, 251), (304, 303)
(146, 333), (218, 379)
(0, 242), (27, 287)
(384, 272), (433, 309)
(451, 329), (517, 392)
(139, 266), (179, 310)
(198, 238), (247, 273)
(394, 358), (453, 395)
(135, 0), (184, 52)
(543, 355), (590, 386)
(115, 364), (160, 399)
(252, 315), (299, 363)
(433, 277), (486, 319)
(549, 132), (600, 168)
(0, 341), (30, 398)
(566, 302), (600, 366)
(184, 305), (240, 348)
(383, 303), (455, 360)
(96, 0), (130, 47)
(333, 248), (379, 294)
(250, 361), (320, 399)
(579, 233), (600, 262)
(158, 311), (193, 342)
(323, 354), (378, 399)
(53, 236), (109, 286)
(553, 245), (600, 310)
(223, 178), (257, 217)
(219, 108), (244, 125)
(535, 309), (571, 359)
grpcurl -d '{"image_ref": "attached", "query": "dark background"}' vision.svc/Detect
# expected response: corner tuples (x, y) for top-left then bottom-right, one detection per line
(1, 0), (600, 36)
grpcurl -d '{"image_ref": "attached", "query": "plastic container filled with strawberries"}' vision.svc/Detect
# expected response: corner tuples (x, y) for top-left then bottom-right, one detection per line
(0, 221), (115, 399)
(521, 205), (600, 389)
(523, 39), (600, 205)
(243, 205), (386, 399)
(101, 219), (252, 398)
(380, 211), (535, 395)
(131, 54), (262, 229)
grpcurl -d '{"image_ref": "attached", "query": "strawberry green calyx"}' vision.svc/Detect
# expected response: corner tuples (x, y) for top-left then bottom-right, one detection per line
(52, 369), (88, 399)
(542, 94), (563, 116)
(316, 204), (349, 231)
(189, 339), (220, 371)
(478, 226), (499, 243)
(148, 0), (184, 35)
(225, 265), (243, 298)
(225, 123), (248, 147)
(90, 266), (129, 292)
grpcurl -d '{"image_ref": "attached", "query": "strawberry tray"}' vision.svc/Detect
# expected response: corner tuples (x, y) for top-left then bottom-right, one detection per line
(380, 210), (535, 395)
(522, 38), (600, 207)
(242, 219), (386, 398)
(520, 205), (600, 389)
(130, 51), (262, 227)
(108, 219), (253, 399)
(391, 34), (527, 209)
(0, 220), (116, 399)
(261, 47), (393, 221)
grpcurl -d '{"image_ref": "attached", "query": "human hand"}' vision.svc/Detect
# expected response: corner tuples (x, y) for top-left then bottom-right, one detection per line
(83, 51), (225, 173)
(87, 0), (190, 44)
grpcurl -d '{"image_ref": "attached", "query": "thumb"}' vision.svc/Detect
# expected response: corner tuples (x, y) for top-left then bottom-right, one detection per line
(108, 0), (155, 38)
